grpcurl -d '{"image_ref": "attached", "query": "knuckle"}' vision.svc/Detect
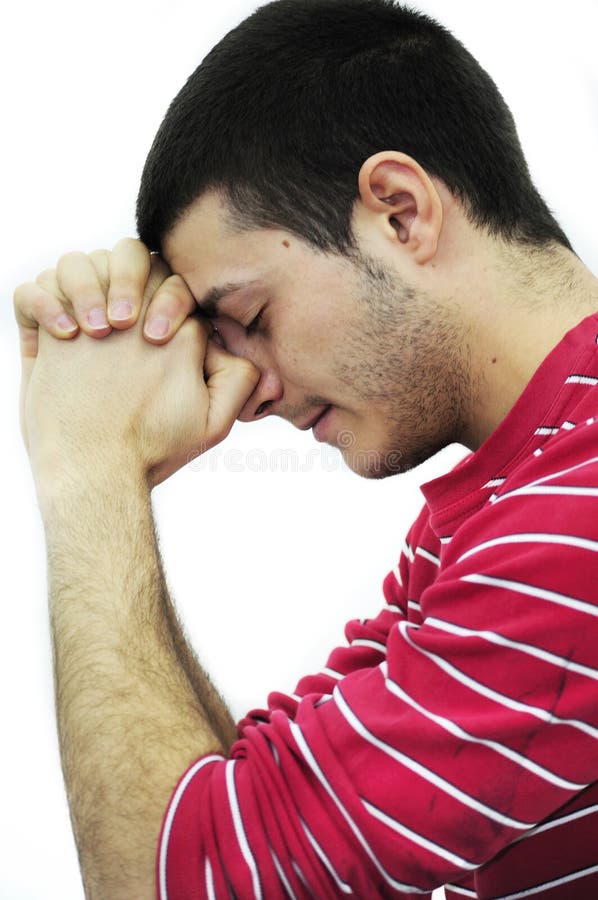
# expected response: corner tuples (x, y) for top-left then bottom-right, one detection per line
(35, 268), (57, 287)
(166, 273), (192, 295)
(113, 236), (143, 251)
(56, 249), (86, 270)
(109, 272), (141, 295)
(238, 357), (261, 381)
(153, 289), (188, 319)
(13, 281), (34, 310)
(89, 249), (110, 268)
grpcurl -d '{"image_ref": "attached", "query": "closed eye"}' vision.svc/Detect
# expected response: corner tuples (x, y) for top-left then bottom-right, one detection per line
(246, 310), (263, 334)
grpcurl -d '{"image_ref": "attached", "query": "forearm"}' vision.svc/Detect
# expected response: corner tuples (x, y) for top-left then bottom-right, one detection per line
(39, 464), (236, 898)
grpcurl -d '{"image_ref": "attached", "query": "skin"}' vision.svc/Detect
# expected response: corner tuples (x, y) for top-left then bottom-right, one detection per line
(13, 151), (598, 896)
(163, 188), (469, 478)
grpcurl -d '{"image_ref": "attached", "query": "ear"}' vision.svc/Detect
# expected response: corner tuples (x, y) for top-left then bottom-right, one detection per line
(357, 151), (443, 265)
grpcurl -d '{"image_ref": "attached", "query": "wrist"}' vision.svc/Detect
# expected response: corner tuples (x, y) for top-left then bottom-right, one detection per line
(31, 445), (149, 521)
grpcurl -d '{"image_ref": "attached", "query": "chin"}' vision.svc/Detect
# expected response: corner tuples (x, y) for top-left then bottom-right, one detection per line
(340, 443), (405, 479)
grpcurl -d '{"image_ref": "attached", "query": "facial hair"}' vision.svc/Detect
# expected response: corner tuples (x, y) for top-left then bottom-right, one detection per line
(333, 251), (470, 478)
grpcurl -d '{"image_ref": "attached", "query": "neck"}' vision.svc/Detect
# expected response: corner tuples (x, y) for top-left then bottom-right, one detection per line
(458, 242), (598, 450)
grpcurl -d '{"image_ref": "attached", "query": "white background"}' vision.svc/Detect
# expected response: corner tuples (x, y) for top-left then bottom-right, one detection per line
(1, 1), (597, 898)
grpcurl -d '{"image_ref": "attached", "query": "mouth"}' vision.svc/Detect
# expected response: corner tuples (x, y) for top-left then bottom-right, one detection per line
(297, 406), (331, 431)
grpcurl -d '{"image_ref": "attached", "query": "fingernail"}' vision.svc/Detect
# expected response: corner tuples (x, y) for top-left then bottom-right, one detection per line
(87, 307), (109, 329)
(109, 300), (133, 321)
(145, 316), (170, 338)
(56, 314), (78, 332)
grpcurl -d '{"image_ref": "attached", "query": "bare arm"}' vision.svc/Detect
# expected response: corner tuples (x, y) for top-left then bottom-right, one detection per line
(43, 464), (235, 898)
(17, 250), (260, 897)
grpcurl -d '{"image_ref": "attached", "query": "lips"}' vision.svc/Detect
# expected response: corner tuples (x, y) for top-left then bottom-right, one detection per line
(297, 406), (331, 431)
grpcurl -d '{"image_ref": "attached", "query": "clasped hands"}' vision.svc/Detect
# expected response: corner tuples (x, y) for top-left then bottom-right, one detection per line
(14, 238), (260, 495)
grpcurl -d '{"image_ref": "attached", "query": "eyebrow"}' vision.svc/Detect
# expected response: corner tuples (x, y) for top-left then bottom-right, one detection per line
(194, 280), (257, 318)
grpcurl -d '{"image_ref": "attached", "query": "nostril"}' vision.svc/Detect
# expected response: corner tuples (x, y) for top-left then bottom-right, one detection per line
(255, 401), (272, 417)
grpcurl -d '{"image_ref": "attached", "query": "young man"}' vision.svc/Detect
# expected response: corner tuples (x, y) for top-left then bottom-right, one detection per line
(13, 1), (598, 897)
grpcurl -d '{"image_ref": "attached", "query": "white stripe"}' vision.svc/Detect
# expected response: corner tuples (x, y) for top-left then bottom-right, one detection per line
(493, 862), (598, 900)
(383, 666), (584, 790)
(401, 618), (598, 742)
(334, 683), (530, 830)
(492, 455), (598, 505)
(457, 531), (598, 564)
(561, 420), (576, 430)
(321, 666), (343, 681)
(403, 541), (415, 562)
(519, 801), (598, 841)
(483, 478), (506, 488)
(426, 616), (598, 683)
(351, 638), (387, 653)
(492, 484), (598, 502)
(533, 448), (543, 457)
(205, 858), (216, 900)
(158, 754), (224, 900)
(226, 760), (262, 900)
(587, 417), (596, 425)
(289, 720), (430, 894)
(300, 819), (353, 895)
(385, 603), (403, 615)
(534, 426), (559, 435)
(444, 885), (477, 897)
(566, 375), (598, 385)
(269, 846), (298, 900)
(278, 691), (303, 703)
(393, 564), (403, 586)
(408, 600), (422, 614)
(439, 536), (453, 545)
(415, 546), (441, 566)
(362, 799), (476, 870)
(269, 740), (281, 766)
(314, 695), (332, 708)
(291, 861), (310, 892)
(462, 572), (598, 621)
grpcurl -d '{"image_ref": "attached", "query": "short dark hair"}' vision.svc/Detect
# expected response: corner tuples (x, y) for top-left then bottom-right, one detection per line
(136, 0), (572, 255)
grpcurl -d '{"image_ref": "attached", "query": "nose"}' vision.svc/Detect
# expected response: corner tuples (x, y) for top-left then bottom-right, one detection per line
(213, 317), (283, 422)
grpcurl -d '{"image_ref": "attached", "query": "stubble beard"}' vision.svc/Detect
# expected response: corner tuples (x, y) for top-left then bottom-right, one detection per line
(334, 252), (469, 479)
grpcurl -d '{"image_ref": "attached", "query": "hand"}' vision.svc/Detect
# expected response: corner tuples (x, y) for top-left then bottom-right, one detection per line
(14, 237), (195, 345)
(21, 278), (260, 496)
(14, 240), (198, 455)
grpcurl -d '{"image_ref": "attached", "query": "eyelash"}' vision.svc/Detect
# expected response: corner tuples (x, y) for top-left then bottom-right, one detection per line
(246, 311), (263, 334)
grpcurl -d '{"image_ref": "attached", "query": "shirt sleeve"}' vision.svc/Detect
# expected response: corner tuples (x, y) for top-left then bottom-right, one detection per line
(157, 450), (598, 898)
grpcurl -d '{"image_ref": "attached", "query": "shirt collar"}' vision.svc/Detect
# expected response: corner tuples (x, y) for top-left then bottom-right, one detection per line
(420, 312), (598, 536)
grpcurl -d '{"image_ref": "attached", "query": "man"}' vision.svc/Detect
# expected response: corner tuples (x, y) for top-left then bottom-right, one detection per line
(13, 0), (598, 897)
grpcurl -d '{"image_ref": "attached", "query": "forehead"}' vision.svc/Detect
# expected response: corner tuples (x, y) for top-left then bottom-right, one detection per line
(163, 190), (358, 312)
(163, 191), (281, 292)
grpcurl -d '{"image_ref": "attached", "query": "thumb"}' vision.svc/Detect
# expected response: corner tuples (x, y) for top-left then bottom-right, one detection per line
(203, 339), (260, 441)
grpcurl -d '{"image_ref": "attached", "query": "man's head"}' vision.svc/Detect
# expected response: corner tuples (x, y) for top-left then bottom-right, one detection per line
(137, 0), (572, 477)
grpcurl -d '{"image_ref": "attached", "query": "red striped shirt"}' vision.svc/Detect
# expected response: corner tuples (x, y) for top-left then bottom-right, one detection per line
(158, 312), (598, 899)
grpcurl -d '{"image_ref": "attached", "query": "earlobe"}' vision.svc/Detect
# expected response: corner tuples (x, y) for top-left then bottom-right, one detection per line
(358, 151), (443, 264)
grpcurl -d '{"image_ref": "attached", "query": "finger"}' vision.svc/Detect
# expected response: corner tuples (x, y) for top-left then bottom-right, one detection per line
(142, 273), (198, 343)
(56, 250), (112, 337)
(106, 238), (151, 329)
(203, 340), (260, 443)
(13, 280), (79, 361)
(88, 249), (110, 292)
